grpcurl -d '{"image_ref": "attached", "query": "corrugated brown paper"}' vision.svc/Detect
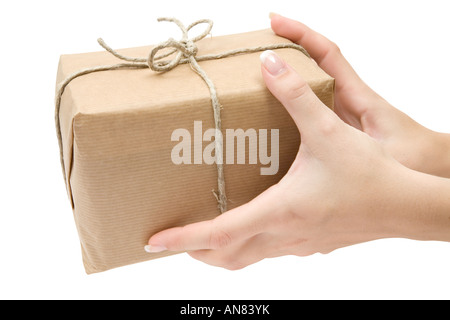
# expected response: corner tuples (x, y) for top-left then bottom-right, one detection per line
(56, 29), (334, 274)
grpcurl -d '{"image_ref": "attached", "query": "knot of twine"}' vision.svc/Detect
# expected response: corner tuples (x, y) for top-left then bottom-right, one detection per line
(55, 17), (310, 214)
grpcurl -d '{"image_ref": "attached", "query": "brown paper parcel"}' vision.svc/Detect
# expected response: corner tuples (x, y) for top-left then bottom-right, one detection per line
(56, 28), (335, 274)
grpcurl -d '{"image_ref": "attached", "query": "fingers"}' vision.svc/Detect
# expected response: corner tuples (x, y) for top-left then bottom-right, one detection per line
(188, 233), (273, 270)
(270, 13), (365, 92)
(147, 186), (281, 252)
(260, 50), (341, 140)
(188, 231), (298, 270)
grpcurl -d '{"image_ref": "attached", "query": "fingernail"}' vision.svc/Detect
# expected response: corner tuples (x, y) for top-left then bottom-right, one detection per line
(269, 12), (278, 19)
(260, 50), (286, 76)
(144, 244), (167, 253)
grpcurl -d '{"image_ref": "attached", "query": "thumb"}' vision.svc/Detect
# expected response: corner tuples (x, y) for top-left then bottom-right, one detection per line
(146, 186), (281, 252)
(260, 50), (339, 139)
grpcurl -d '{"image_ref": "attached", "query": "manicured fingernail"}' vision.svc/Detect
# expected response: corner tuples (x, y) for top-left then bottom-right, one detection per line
(260, 50), (286, 76)
(144, 244), (167, 253)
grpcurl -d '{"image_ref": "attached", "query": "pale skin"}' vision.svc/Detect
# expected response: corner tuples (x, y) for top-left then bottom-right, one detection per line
(146, 14), (450, 270)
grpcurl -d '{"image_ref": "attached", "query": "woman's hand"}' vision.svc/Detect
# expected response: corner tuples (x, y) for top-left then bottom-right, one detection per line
(146, 49), (450, 270)
(269, 13), (450, 178)
(145, 15), (450, 270)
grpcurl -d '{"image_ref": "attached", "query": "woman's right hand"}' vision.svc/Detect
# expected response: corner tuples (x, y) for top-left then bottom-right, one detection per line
(270, 13), (450, 178)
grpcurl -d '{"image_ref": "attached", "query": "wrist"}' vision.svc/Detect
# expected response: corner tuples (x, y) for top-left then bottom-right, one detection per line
(411, 129), (450, 179)
(383, 166), (450, 242)
(432, 132), (450, 178)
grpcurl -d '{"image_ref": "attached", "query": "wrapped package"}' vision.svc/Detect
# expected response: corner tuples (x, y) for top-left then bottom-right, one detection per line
(55, 21), (334, 274)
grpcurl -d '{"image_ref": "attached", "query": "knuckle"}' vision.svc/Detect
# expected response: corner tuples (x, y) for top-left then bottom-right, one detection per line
(284, 78), (310, 102)
(318, 115), (340, 136)
(317, 40), (342, 63)
(168, 227), (188, 250)
(209, 227), (232, 250)
(329, 41), (341, 55)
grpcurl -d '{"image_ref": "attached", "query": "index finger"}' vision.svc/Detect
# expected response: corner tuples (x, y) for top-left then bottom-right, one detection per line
(270, 13), (364, 92)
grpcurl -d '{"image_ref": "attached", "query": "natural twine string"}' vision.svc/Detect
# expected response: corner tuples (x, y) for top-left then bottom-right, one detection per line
(55, 17), (310, 214)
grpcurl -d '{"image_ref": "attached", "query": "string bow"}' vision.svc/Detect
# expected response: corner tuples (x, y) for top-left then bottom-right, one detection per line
(98, 17), (214, 72)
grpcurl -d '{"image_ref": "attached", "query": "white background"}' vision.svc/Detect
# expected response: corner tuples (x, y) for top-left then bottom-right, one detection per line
(1, 0), (449, 300)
